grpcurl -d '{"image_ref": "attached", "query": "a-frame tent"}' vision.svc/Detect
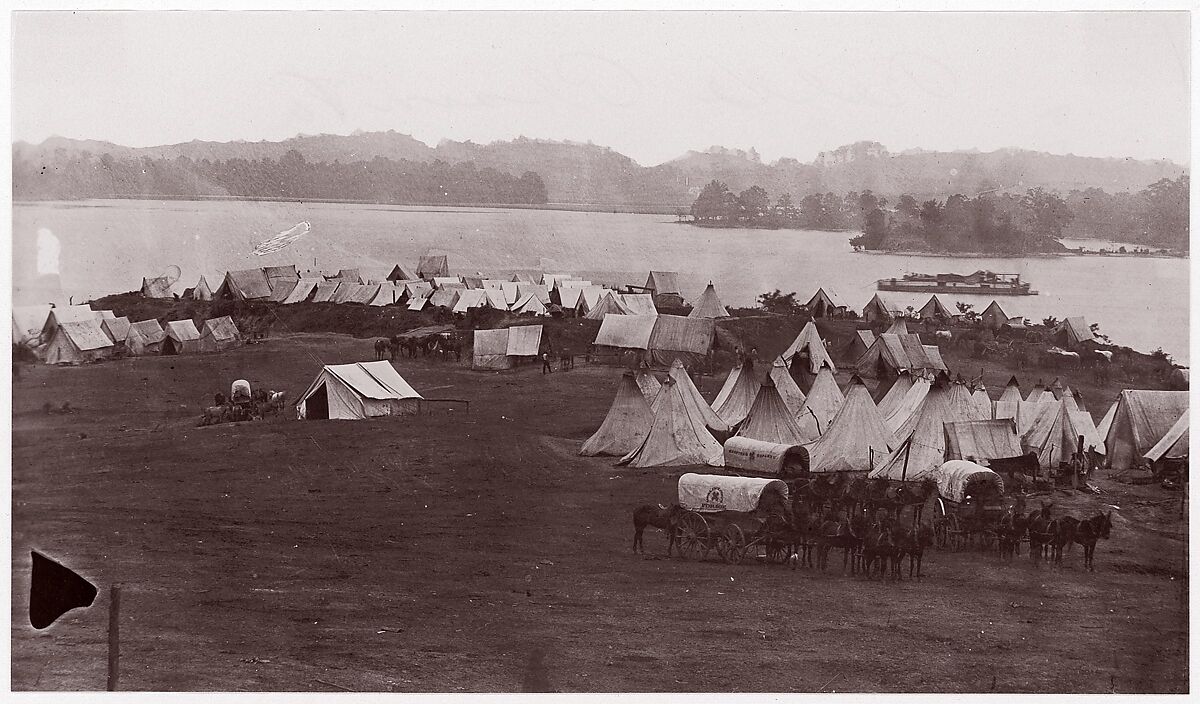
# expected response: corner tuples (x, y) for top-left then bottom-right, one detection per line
(1104, 390), (1189, 470)
(100, 316), (132, 344)
(580, 371), (654, 457)
(198, 316), (242, 352)
(584, 291), (624, 320)
(296, 361), (423, 420)
(43, 320), (115, 364)
(618, 376), (724, 468)
(918, 295), (953, 320)
(387, 264), (418, 281)
(863, 293), (904, 323)
(1144, 409), (1188, 465)
(806, 376), (896, 473)
(806, 288), (849, 318)
(125, 319), (167, 355)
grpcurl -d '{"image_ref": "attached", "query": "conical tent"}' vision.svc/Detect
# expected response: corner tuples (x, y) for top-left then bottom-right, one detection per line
(769, 356), (806, 415)
(807, 376), (896, 473)
(1061, 386), (1079, 413)
(876, 372), (914, 418)
(781, 321), (836, 376)
(947, 380), (989, 422)
(885, 318), (910, 335)
(884, 376), (931, 436)
(869, 379), (952, 481)
(736, 378), (808, 445)
(1072, 388), (1087, 413)
(688, 282), (730, 318)
(796, 364), (844, 435)
(712, 359), (760, 426)
(1026, 381), (1053, 403)
(667, 359), (731, 435)
(1050, 378), (1064, 400)
(618, 377), (724, 468)
(998, 376), (1023, 403)
(580, 372), (654, 456)
(635, 369), (662, 404)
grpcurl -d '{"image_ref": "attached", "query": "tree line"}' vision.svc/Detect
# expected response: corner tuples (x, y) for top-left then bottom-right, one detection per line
(13, 149), (550, 205)
(689, 175), (1189, 253)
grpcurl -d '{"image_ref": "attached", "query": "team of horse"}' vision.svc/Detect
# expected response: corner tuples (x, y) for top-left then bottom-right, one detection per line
(198, 388), (287, 426)
(375, 333), (462, 362)
(632, 490), (1116, 577)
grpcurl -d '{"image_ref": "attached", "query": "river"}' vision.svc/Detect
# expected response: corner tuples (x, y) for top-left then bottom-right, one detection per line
(12, 199), (1190, 364)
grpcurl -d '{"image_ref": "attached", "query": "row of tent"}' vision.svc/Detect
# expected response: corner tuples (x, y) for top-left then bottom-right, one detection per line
(580, 346), (1186, 478)
(14, 303), (242, 363)
(812, 287), (1098, 343)
(147, 263), (738, 320)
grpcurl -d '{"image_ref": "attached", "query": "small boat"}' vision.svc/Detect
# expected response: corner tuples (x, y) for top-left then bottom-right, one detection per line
(877, 270), (1037, 296)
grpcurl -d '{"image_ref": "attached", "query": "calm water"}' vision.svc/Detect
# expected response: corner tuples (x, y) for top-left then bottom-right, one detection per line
(13, 199), (1191, 364)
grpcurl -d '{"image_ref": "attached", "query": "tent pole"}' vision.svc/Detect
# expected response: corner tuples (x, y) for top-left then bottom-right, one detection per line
(107, 585), (121, 691)
(901, 437), (912, 483)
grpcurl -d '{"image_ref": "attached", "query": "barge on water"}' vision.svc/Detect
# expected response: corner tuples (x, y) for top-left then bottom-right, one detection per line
(877, 270), (1038, 296)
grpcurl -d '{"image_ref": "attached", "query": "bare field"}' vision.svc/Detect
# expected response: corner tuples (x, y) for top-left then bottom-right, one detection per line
(11, 334), (1188, 692)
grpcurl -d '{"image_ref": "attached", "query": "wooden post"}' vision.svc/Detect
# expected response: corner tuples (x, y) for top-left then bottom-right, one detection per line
(900, 437), (912, 483)
(107, 585), (121, 691)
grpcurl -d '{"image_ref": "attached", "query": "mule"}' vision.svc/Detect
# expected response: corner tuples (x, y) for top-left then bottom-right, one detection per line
(632, 504), (681, 555)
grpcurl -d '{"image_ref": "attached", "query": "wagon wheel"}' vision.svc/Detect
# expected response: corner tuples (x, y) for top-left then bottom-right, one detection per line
(676, 512), (709, 561)
(716, 524), (747, 565)
(947, 514), (964, 551)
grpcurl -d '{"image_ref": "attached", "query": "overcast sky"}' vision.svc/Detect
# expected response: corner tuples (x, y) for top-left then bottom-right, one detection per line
(11, 11), (1191, 165)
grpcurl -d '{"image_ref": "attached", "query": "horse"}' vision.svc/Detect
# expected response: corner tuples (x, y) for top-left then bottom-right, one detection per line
(1067, 511), (1114, 571)
(199, 405), (231, 426)
(997, 508), (1028, 561)
(1026, 501), (1055, 565)
(862, 514), (897, 579)
(817, 509), (867, 574)
(632, 504), (681, 555)
(897, 522), (935, 580)
(440, 335), (462, 362)
(1047, 515), (1077, 567)
(374, 338), (392, 360)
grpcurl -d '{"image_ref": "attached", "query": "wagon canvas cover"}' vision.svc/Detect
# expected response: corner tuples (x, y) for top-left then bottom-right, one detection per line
(677, 473), (787, 513)
(934, 460), (1005, 504)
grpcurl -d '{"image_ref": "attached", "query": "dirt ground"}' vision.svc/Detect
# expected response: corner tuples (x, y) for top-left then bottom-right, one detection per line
(11, 334), (1188, 692)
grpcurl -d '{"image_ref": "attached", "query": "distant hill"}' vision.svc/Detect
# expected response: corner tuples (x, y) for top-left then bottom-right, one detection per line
(13, 132), (1186, 208)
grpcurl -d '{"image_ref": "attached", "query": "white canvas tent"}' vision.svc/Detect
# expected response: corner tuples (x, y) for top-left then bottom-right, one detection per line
(618, 376), (724, 468)
(781, 321), (836, 377)
(163, 320), (202, 354)
(100, 316), (132, 344)
(635, 369), (662, 404)
(869, 378), (953, 482)
(736, 378), (809, 445)
(472, 329), (513, 370)
(876, 372), (915, 419)
(282, 278), (322, 304)
(580, 372), (654, 457)
(769, 356), (806, 415)
(688, 282), (730, 318)
(198, 316), (242, 352)
(1144, 409), (1188, 464)
(796, 365), (844, 437)
(43, 320), (114, 364)
(667, 359), (730, 435)
(41, 305), (101, 341)
(711, 359), (760, 426)
(806, 376), (896, 473)
(125, 319), (167, 355)
(296, 361), (423, 420)
(1104, 390), (1189, 470)
(13, 304), (51, 346)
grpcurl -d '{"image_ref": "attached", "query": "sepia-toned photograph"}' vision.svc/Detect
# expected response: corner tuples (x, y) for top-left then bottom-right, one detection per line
(9, 7), (1190, 693)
